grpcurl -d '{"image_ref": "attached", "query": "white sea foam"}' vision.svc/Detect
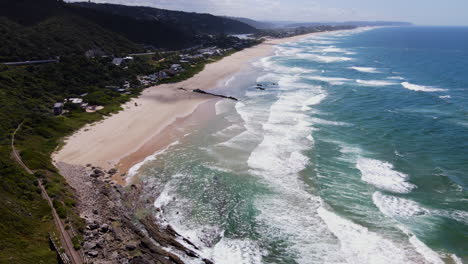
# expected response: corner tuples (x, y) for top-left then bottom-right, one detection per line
(211, 238), (263, 264)
(374, 192), (468, 226)
(356, 158), (417, 193)
(297, 53), (353, 63)
(310, 117), (349, 126)
(349, 67), (381, 73)
(224, 75), (236, 87)
(434, 209), (468, 225)
(276, 46), (303, 56)
(302, 39), (336, 45)
(439, 95), (451, 99)
(258, 56), (315, 74)
(307, 46), (355, 55)
(256, 196), (345, 264)
(373, 193), (464, 264)
(242, 73), (346, 263)
(256, 73), (280, 84)
(356, 79), (397, 86)
(372, 192), (428, 218)
(215, 99), (235, 115)
(451, 254), (464, 264)
(397, 226), (445, 264)
(307, 76), (351, 85)
(388, 76), (405, 80)
(127, 140), (180, 180)
(401, 82), (448, 92)
(322, 46), (349, 53)
(302, 94), (327, 111)
(408, 236), (445, 264)
(317, 206), (413, 264)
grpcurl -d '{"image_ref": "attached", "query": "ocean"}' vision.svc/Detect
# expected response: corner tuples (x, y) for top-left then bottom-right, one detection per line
(132, 26), (468, 264)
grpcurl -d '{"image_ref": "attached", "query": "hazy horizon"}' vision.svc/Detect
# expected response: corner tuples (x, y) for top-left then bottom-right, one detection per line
(66, 0), (468, 26)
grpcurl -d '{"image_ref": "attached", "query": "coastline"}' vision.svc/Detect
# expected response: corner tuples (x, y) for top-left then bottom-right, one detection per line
(53, 32), (320, 185)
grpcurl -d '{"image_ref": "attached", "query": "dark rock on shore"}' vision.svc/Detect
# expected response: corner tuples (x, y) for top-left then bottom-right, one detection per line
(193, 88), (238, 101)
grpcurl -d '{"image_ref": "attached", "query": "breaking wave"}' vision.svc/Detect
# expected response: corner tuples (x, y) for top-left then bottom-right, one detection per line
(401, 82), (448, 92)
(349, 67), (381, 73)
(356, 158), (417, 193)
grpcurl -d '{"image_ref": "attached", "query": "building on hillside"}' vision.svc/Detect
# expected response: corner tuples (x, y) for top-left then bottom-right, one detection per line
(68, 98), (83, 104)
(171, 64), (183, 72)
(112, 58), (124, 66)
(53, 103), (63, 116)
(158, 71), (168, 79)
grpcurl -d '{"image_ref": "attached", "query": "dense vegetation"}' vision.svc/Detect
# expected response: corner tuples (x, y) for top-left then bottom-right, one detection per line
(0, 0), (258, 62)
(0, 56), (148, 263)
(73, 2), (258, 35)
(0, 15), (140, 62)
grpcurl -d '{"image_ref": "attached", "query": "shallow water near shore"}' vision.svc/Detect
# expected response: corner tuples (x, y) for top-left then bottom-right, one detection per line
(133, 27), (468, 263)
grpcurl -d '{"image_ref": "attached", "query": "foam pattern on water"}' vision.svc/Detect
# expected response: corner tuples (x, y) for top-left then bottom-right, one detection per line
(357, 158), (417, 193)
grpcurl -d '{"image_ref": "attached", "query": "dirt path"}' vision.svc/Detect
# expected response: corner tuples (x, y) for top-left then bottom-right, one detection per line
(11, 122), (83, 264)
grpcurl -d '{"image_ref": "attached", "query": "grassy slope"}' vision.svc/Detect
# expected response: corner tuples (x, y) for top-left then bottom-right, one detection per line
(0, 57), (143, 263)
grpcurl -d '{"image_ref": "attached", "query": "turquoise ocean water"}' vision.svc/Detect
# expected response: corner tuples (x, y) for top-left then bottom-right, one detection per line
(133, 27), (468, 264)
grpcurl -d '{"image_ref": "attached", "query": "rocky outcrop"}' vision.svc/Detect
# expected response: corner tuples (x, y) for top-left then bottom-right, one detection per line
(55, 162), (212, 264)
(192, 89), (238, 101)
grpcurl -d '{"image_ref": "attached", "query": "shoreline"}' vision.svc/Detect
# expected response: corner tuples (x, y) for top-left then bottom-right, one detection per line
(53, 32), (322, 185)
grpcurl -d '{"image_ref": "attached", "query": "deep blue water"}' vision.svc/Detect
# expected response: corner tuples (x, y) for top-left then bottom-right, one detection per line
(135, 26), (468, 264)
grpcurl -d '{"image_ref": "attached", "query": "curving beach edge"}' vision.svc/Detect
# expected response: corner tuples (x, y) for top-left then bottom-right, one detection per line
(52, 33), (318, 186)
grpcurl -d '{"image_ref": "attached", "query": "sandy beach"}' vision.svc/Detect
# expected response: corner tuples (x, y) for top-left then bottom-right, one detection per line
(53, 33), (318, 184)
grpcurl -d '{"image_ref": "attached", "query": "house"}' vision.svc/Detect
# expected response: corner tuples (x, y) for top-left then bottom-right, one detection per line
(112, 58), (124, 66)
(164, 69), (178, 76)
(171, 64), (183, 72)
(68, 98), (83, 104)
(203, 51), (216, 56)
(54, 103), (63, 116)
(158, 71), (168, 79)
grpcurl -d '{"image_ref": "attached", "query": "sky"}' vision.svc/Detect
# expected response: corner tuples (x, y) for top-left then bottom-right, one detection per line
(69, 0), (468, 26)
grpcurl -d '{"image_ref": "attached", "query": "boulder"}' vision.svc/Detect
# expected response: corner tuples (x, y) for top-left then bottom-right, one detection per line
(87, 250), (99, 258)
(83, 241), (97, 250)
(108, 168), (118, 175)
(88, 223), (99, 230)
(100, 224), (109, 233)
(125, 244), (137, 251)
(92, 169), (105, 177)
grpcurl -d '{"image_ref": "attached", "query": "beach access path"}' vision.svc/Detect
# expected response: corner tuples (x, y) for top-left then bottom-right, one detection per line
(11, 122), (84, 264)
